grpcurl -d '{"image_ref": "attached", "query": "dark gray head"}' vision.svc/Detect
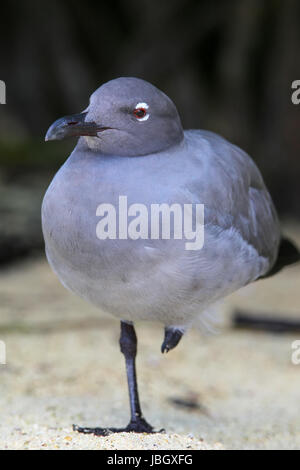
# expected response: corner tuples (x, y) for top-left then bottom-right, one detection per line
(45, 77), (183, 156)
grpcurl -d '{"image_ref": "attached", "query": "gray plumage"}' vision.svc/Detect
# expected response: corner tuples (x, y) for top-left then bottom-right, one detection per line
(42, 77), (280, 330)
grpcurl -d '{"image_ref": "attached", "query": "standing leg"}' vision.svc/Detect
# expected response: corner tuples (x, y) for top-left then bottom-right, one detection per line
(73, 321), (154, 435)
(119, 321), (154, 432)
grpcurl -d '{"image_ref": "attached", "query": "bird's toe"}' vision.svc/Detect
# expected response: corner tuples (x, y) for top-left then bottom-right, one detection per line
(161, 327), (184, 353)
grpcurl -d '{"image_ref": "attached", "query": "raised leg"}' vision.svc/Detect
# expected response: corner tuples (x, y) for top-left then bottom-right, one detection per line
(161, 326), (184, 353)
(73, 321), (155, 436)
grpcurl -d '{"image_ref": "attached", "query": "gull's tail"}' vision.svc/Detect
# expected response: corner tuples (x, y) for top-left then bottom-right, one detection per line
(260, 236), (300, 279)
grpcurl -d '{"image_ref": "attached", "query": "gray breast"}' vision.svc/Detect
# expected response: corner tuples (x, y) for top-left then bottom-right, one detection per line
(42, 131), (280, 326)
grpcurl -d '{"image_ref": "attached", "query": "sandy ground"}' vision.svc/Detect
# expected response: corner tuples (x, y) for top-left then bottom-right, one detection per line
(0, 225), (300, 450)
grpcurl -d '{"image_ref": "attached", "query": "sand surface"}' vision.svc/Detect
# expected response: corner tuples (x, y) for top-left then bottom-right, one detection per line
(0, 225), (300, 450)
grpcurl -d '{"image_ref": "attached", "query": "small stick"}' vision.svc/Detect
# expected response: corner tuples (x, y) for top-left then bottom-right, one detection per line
(233, 310), (300, 333)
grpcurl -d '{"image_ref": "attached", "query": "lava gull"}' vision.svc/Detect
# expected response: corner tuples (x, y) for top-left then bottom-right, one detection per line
(43, 77), (299, 434)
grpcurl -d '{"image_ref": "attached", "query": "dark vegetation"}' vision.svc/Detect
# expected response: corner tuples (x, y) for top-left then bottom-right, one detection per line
(0, 0), (299, 264)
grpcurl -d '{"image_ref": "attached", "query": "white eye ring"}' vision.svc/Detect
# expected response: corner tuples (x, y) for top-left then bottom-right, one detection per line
(134, 102), (149, 121)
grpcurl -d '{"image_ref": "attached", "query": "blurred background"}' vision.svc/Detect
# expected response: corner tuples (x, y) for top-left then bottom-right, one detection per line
(0, 0), (299, 264)
(0, 0), (300, 449)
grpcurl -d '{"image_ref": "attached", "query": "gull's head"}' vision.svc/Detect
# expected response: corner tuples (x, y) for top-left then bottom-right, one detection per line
(45, 77), (183, 156)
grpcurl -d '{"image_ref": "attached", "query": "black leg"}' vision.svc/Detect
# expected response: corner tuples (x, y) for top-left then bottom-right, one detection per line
(73, 321), (156, 436)
(118, 321), (154, 432)
(161, 327), (184, 353)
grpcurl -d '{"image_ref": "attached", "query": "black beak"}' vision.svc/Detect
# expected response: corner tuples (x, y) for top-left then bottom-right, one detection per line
(45, 112), (108, 141)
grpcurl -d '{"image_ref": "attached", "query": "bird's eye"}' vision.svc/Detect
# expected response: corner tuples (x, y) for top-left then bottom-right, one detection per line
(133, 102), (149, 121)
(133, 108), (147, 119)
